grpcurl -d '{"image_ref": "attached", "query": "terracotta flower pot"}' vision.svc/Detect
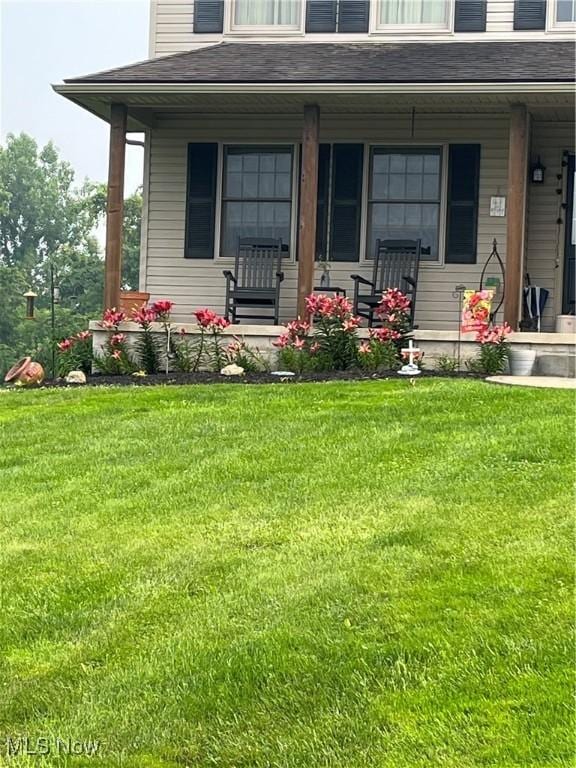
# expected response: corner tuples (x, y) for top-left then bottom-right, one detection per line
(4, 357), (45, 386)
(120, 291), (150, 314)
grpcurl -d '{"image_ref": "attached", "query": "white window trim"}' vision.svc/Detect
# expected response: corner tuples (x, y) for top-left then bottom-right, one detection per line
(215, 141), (299, 262)
(361, 142), (448, 266)
(225, 0), (305, 35)
(546, 0), (576, 31)
(370, 0), (454, 34)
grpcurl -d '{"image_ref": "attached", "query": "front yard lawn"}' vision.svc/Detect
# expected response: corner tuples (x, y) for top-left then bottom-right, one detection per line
(0, 380), (573, 767)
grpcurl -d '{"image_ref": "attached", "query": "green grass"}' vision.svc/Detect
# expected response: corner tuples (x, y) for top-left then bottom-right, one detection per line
(0, 380), (573, 768)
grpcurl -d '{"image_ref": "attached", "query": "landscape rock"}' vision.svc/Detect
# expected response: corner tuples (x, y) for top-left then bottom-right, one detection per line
(65, 370), (87, 384)
(220, 363), (245, 377)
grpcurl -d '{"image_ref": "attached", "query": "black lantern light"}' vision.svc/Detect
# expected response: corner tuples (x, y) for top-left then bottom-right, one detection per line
(24, 290), (37, 320)
(531, 156), (546, 184)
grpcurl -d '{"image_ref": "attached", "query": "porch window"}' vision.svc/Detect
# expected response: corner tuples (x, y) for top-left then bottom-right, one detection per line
(367, 147), (442, 261)
(375, 0), (451, 29)
(220, 146), (293, 257)
(230, 0), (302, 29)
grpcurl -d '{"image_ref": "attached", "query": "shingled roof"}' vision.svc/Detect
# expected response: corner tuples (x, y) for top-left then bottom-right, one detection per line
(65, 41), (575, 85)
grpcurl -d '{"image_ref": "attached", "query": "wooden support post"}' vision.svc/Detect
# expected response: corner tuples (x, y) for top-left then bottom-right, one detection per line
(104, 103), (128, 311)
(297, 104), (320, 320)
(504, 104), (529, 330)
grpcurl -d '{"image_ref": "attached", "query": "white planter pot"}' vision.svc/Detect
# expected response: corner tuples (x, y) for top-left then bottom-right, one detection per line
(509, 349), (536, 376)
(555, 315), (576, 334)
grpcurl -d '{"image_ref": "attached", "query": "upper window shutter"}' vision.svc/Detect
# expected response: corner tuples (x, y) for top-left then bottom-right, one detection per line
(316, 144), (331, 260)
(513, 0), (546, 29)
(446, 144), (481, 265)
(330, 144), (364, 262)
(338, 0), (370, 32)
(306, 0), (337, 32)
(194, 0), (224, 33)
(454, 0), (487, 31)
(185, 143), (218, 259)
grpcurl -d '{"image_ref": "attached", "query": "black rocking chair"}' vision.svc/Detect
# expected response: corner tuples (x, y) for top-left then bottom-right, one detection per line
(223, 238), (285, 324)
(351, 239), (421, 327)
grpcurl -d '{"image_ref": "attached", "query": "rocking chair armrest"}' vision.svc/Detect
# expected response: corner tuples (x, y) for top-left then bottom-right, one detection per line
(402, 275), (417, 288)
(276, 271), (285, 282)
(223, 270), (237, 284)
(350, 274), (374, 288)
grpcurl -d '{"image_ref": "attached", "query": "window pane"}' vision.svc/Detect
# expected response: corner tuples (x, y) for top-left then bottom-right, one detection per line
(222, 147), (293, 255)
(224, 147), (293, 201)
(557, 0), (576, 21)
(369, 147), (442, 261)
(379, 0), (448, 25)
(222, 202), (291, 256)
(234, 0), (300, 26)
(368, 203), (439, 261)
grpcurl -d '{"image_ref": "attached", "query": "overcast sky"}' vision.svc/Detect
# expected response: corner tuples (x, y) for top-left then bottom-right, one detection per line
(1, 0), (149, 194)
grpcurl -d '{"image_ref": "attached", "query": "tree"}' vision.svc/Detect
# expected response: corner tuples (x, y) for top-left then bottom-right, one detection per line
(0, 133), (143, 378)
(85, 183), (142, 291)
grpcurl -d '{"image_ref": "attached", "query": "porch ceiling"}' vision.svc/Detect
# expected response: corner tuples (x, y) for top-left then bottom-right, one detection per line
(53, 87), (575, 130)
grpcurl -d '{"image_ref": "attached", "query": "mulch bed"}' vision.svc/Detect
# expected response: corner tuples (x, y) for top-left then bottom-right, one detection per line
(31, 369), (486, 389)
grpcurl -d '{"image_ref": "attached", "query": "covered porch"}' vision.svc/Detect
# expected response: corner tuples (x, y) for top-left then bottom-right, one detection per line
(54, 41), (575, 336)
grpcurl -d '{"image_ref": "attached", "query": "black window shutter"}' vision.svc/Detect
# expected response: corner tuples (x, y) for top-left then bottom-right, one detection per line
(316, 144), (331, 260)
(446, 144), (481, 265)
(513, 0), (546, 29)
(330, 144), (364, 262)
(193, 0), (224, 33)
(454, 0), (487, 31)
(306, 0), (337, 31)
(185, 143), (218, 259)
(338, 0), (370, 32)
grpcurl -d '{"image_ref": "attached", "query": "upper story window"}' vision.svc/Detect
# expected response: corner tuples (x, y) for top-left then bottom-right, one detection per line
(550, 0), (576, 27)
(229, 0), (303, 31)
(374, 0), (451, 31)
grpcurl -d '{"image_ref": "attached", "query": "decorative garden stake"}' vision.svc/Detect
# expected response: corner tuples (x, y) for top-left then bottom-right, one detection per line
(398, 340), (422, 376)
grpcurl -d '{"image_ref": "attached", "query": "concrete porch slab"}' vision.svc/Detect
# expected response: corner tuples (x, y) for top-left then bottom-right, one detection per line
(486, 376), (576, 389)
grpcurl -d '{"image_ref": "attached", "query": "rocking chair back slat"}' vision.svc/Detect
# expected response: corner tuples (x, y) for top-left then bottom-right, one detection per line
(373, 239), (421, 295)
(237, 238), (282, 290)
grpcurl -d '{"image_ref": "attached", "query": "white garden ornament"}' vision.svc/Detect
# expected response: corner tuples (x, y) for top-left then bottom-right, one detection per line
(398, 340), (422, 376)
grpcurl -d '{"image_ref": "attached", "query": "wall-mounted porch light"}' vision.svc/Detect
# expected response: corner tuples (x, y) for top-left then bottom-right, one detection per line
(24, 290), (38, 320)
(531, 156), (546, 184)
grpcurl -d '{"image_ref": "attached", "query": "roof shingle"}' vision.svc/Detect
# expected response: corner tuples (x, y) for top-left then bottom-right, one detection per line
(65, 41), (575, 85)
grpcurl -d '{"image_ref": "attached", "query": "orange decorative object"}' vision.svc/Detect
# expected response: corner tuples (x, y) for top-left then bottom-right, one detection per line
(119, 291), (150, 314)
(4, 357), (45, 386)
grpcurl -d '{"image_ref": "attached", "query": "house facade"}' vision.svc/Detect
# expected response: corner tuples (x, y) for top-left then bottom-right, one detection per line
(55, 0), (575, 333)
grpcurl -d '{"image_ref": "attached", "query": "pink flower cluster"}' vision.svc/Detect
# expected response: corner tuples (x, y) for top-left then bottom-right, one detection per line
(305, 293), (354, 320)
(131, 306), (158, 328)
(150, 300), (174, 317)
(376, 288), (411, 320)
(369, 327), (401, 343)
(100, 308), (126, 330)
(476, 323), (512, 345)
(57, 330), (93, 352)
(110, 333), (127, 347)
(194, 308), (230, 331)
(273, 319), (311, 350)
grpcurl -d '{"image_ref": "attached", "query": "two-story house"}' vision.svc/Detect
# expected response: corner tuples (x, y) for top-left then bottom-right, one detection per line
(55, 0), (575, 336)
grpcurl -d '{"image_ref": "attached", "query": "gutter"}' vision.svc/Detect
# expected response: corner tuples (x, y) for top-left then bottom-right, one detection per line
(53, 81), (575, 96)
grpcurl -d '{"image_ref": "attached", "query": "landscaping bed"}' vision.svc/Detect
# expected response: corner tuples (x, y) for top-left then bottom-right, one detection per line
(32, 368), (486, 388)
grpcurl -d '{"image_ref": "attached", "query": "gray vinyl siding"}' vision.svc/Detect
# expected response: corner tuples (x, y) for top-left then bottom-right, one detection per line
(525, 118), (575, 329)
(149, 0), (571, 57)
(143, 112), (512, 330)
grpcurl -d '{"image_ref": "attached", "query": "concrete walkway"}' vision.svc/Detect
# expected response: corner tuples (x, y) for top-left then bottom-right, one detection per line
(486, 375), (576, 389)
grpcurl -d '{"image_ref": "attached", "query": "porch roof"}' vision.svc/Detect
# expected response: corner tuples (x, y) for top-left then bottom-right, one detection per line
(65, 41), (575, 86)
